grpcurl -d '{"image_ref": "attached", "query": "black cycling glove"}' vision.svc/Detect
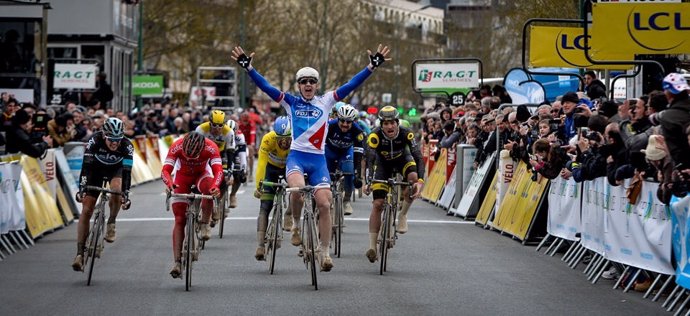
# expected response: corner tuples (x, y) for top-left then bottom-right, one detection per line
(369, 52), (385, 69)
(236, 54), (252, 69)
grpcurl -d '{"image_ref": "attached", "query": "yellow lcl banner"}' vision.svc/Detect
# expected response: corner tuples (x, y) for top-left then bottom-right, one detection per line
(592, 3), (690, 54)
(529, 26), (633, 69)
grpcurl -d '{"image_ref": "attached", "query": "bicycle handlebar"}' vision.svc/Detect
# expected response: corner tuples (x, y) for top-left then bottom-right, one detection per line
(260, 180), (287, 189)
(285, 184), (331, 193)
(165, 191), (218, 212)
(370, 179), (411, 186)
(84, 185), (123, 195)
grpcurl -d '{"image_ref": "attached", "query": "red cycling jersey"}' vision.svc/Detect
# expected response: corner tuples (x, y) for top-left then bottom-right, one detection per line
(161, 137), (224, 190)
(238, 120), (256, 146)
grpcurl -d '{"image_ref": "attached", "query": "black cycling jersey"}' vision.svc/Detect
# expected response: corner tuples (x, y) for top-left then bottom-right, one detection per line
(79, 131), (134, 195)
(366, 125), (425, 180)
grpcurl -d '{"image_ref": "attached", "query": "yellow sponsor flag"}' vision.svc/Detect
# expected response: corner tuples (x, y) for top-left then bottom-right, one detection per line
(20, 156), (64, 238)
(529, 26), (633, 69)
(475, 173), (498, 226)
(592, 3), (690, 55)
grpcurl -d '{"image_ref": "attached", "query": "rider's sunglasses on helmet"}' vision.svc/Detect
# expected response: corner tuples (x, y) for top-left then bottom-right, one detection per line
(338, 119), (353, 124)
(298, 78), (318, 85)
(211, 122), (224, 128)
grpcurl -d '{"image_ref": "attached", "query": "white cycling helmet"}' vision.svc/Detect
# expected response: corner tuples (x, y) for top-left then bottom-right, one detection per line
(226, 119), (237, 130)
(295, 67), (319, 82)
(337, 104), (357, 122)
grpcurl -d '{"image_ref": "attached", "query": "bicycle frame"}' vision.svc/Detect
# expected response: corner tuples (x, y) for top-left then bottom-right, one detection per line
(260, 179), (288, 275)
(330, 170), (352, 258)
(166, 191), (217, 291)
(371, 178), (409, 275)
(286, 184), (329, 290)
(82, 184), (121, 286)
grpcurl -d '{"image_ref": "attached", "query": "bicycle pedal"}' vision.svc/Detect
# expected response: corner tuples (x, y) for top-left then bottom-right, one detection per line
(297, 249), (304, 257)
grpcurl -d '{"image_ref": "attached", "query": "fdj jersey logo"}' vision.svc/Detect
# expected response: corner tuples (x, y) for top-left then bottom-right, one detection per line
(417, 69), (477, 83)
(294, 107), (323, 119)
(628, 9), (689, 51)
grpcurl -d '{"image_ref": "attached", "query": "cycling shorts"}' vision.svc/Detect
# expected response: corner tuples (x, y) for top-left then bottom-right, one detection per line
(371, 155), (416, 200)
(84, 166), (123, 198)
(286, 150), (330, 187)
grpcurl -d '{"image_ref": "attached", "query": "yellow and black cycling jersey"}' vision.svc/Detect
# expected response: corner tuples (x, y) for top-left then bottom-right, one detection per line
(255, 131), (290, 190)
(366, 126), (424, 180)
(196, 121), (236, 152)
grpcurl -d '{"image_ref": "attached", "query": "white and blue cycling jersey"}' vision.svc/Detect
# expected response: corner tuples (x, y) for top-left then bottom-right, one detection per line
(248, 67), (372, 155)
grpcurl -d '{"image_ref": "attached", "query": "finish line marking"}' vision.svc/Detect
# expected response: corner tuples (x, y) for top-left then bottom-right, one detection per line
(110, 217), (475, 224)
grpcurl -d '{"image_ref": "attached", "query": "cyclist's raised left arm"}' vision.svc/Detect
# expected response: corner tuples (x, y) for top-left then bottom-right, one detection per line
(232, 46), (284, 103)
(334, 44), (391, 100)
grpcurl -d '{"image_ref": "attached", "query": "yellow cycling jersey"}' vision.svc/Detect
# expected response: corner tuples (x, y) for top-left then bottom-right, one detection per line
(255, 131), (290, 188)
(196, 122), (235, 151)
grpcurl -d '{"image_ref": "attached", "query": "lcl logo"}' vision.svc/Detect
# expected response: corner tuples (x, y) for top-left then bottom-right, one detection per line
(627, 9), (688, 51)
(559, 34), (591, 50)
(554, 32), (593, 68)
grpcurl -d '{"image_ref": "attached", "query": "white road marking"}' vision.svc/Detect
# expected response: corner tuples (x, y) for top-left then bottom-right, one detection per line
(105, 217), (475, 224)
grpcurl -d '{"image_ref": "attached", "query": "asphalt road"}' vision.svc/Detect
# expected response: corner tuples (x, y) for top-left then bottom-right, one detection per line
(0, 179), (667, 315)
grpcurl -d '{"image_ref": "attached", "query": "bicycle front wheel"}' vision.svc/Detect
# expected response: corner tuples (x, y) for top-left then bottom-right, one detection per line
(184, 214), (194, 291)
(268, 203), (281, 275)
(379, 205), (391, 275)
(305, 213), (318, 290)
(218, 190), (228, 239)
(86, 211), (104, 286)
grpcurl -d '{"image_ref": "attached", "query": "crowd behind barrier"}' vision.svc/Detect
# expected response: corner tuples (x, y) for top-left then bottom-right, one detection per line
(416, 77), (690, 313)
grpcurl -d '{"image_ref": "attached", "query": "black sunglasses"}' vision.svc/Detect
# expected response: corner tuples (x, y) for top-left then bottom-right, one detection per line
(338, 119), (353, 124)
(211, 122), (224, 128)
(298, 78), (318, 85)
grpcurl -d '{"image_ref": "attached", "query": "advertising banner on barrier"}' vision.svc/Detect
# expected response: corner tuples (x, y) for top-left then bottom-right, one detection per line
(475, 173), (498, 226)
(438, 167), (456, 210)
(547, 177), (581, 241)
(495, 158), (524, 222)
(55, 149), (82, 214)
(591, 3), (690, 55)
(497, 150), (515, 218)
(421, 150), (448, 202)
(20, 156), (64, 238)
(135, 135), (148, 162)
(454, 153), (494, 218)
(501, 169), (549, 240)
(39, 149), (57, 197)
(446, 145), (456, 183)
(145, 136), (163, 177)
(605, 181), (673, 275)
(670, 195), (690, 289)
(581, 177), (609, 254)
(529, 26), (633, 69)
(158, 137), (170, 164)
(63, 142), (85, 186)
(0, 162), (25, 233)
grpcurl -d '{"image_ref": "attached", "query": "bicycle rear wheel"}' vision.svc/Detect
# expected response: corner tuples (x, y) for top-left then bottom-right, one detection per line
(218, 190), (228, 239)
(379, 205), (391, 275)
(305, 213), (318, 290)
(184, 214), (194, 291)
(268, 202), (281, 275)
(86, 211), (104, 286)
(334, 192), (343, 258)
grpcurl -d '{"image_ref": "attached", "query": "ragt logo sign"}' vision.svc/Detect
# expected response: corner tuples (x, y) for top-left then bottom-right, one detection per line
(414, 63), (479, 90)
(628, 8), (689, 51)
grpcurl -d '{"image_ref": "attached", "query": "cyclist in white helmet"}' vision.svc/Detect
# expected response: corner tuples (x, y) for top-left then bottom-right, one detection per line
(232, 44), (391, 272)
(325, 104), (365, 215)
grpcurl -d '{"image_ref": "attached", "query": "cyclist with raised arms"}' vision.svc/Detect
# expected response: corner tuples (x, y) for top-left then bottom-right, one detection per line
(72, 117), (133, 271)
(325, 103), (365, 215)
(161, 132), (223, 278)
(364, 106), (425, 263)
(196, 110), (236, 226)
(226, 118), (248, 208)
(253, 116), (291, 261)
(232, 44), (390, 272)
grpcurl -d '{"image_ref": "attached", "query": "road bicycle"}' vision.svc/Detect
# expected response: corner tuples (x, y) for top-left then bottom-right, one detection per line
(329, 170), (352, 258)
(286, 184), (330, 290)
(166, 189), (217, 291)
(259, 176), (287, 275)
(82, 183), (122, 286)
(370, 178), (409, 275)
